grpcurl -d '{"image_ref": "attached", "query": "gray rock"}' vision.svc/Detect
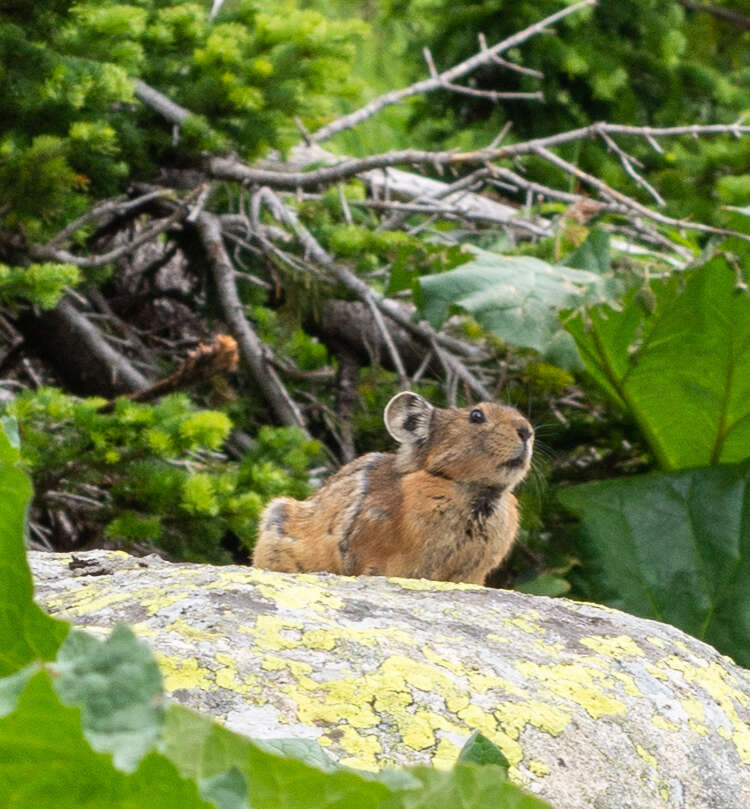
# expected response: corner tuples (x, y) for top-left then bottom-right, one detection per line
(30, 550), (750, 809)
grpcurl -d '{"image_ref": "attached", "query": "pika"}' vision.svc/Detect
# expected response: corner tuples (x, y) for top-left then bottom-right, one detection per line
(253, 391), (533, 584)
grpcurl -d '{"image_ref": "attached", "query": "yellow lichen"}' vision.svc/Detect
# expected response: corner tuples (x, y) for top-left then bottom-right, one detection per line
(389, 577), (480, 591)
(516, 662), (627, 719)
(494, 699), (571, 739)
(503, 616), (544, 635)
(528, 759), (551, 776)
(214, 651), (258, 694)
(665, 658), (750, 764)
(532, 640), (564, 657)
(261, 654), (313, 677)
(167, 618), (223, 641)
(154, 652), (212, 691)
(579, 635), (645, 658)
(635, 744), (658, 769)
(610, 670), (642, 697)
(651, 714), (679, 732)
(140, 591), (192, 616)
(646, 636), (665, 649)
(319, 725), (382, 770)
(432, 737), (462, 769)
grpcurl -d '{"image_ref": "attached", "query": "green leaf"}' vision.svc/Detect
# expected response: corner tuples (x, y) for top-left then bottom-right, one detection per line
(565, 259), (750, 469)
(559, 460), (750, 667)
(0, 416), (20, 464)
(379, 764), (553, 809)
(515, 573), (571, 598)
(418, 247), (613, 368)
(52, 626), (164, 772)
(564, 227), (611, 275)
(162, 705), (554, 809)
(253, 737), (340, 773)
(162, 704), (393, 809)
(0, 426), (68, 677)
(0, 671), (214, 809)
(457, 731), (510, 772)
(199, 767), (249, 809)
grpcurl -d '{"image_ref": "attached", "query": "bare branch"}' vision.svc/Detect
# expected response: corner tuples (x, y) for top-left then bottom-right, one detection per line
(46, 190), (167, 248)
(532, 144), (750, 242)
(598, 130), (665, 206)
(208, 122), (750, 191)
(254, 188), (494, 400)
(309, 0), (596, 143)
(55, 299), (151, 390)
(678, 0), (750, 29)
(31, 190), (200, 268)
(364, 295), (410, 389)
(133, 79), (190, 124)
(194, 212), (310, 433)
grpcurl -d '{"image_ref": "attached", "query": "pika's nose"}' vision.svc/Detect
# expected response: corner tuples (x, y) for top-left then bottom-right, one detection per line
(516, 424), (533, 443)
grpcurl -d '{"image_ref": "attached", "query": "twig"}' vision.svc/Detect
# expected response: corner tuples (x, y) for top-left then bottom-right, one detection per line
(254, 188), (493, 399)
(54, 299), (151, 390)
(207, 122), (750, 191)
(194, 212), (310, 433)
(134, 79), (190, 124)
(309, 0), (596, 143)
(532, 144), (750, 241)
(364, 295), (409, 389)
(678, 0), (750, 29)
(598, 130), (665, 206)
(477, 33), (544, 78)
(31, 189), (200, 268)
(46, 190), (168, 248)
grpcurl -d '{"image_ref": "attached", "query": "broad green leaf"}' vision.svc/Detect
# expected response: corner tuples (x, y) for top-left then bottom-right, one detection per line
(254, 737), (340, 772)
(0, 426), (68, 676)
(199, 767), (249, 809)
(565, 227), (611, 275)
(52, 626), (164, 772)
(0, 416), (20, 464)
(379, 764), (554, 809)
(0, 671), (213, 809)
(559, 460), (750, 667)
(515, 573), (571, 597)
(162, 704), (393, 809)
(565, 259), (750, 469)
(418, 246), (614, 368)
(162, 705), (554, 809)
(457, 731), (510, 772)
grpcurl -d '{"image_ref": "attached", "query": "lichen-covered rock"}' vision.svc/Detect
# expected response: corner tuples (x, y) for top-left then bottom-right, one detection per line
(30, 550), (750, 809)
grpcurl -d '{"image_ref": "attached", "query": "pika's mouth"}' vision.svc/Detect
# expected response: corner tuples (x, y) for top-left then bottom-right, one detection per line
(503, 447), (529, 470)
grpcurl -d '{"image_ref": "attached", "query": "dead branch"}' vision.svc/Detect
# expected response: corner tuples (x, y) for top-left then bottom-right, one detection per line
(101, 334), (239, 412)
(254, 188), (494, 400)
(30, 189), (200, 267)
(51, 298), (151, 392)
(309, 0), (596, 143)
(46, 190), (169, 248)
(678, 0), (750, 29)
(134, 79), (190, 125)
(193, 212), (310, 434)
(208, 121), (750, 193)
(532, 144), (750, 242)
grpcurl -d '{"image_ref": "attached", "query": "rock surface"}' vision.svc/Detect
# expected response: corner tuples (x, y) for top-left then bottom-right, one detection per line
(30, 549), (750, 809)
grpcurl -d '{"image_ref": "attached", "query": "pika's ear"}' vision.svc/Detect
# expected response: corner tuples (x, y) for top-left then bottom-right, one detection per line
(384, 391), (433, 444)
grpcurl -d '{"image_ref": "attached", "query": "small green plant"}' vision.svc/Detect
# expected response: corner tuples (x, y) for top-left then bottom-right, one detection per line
(5, 389), (321, 562)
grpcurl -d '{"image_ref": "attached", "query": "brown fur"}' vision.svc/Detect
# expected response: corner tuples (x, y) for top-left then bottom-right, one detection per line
(253, 392), (533, 584)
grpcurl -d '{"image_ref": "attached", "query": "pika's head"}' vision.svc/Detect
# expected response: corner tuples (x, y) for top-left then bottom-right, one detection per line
(384, 391), (533, 490)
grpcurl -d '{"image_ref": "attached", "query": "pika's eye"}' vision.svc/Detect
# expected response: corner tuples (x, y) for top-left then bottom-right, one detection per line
(469, 408), (485, 424)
